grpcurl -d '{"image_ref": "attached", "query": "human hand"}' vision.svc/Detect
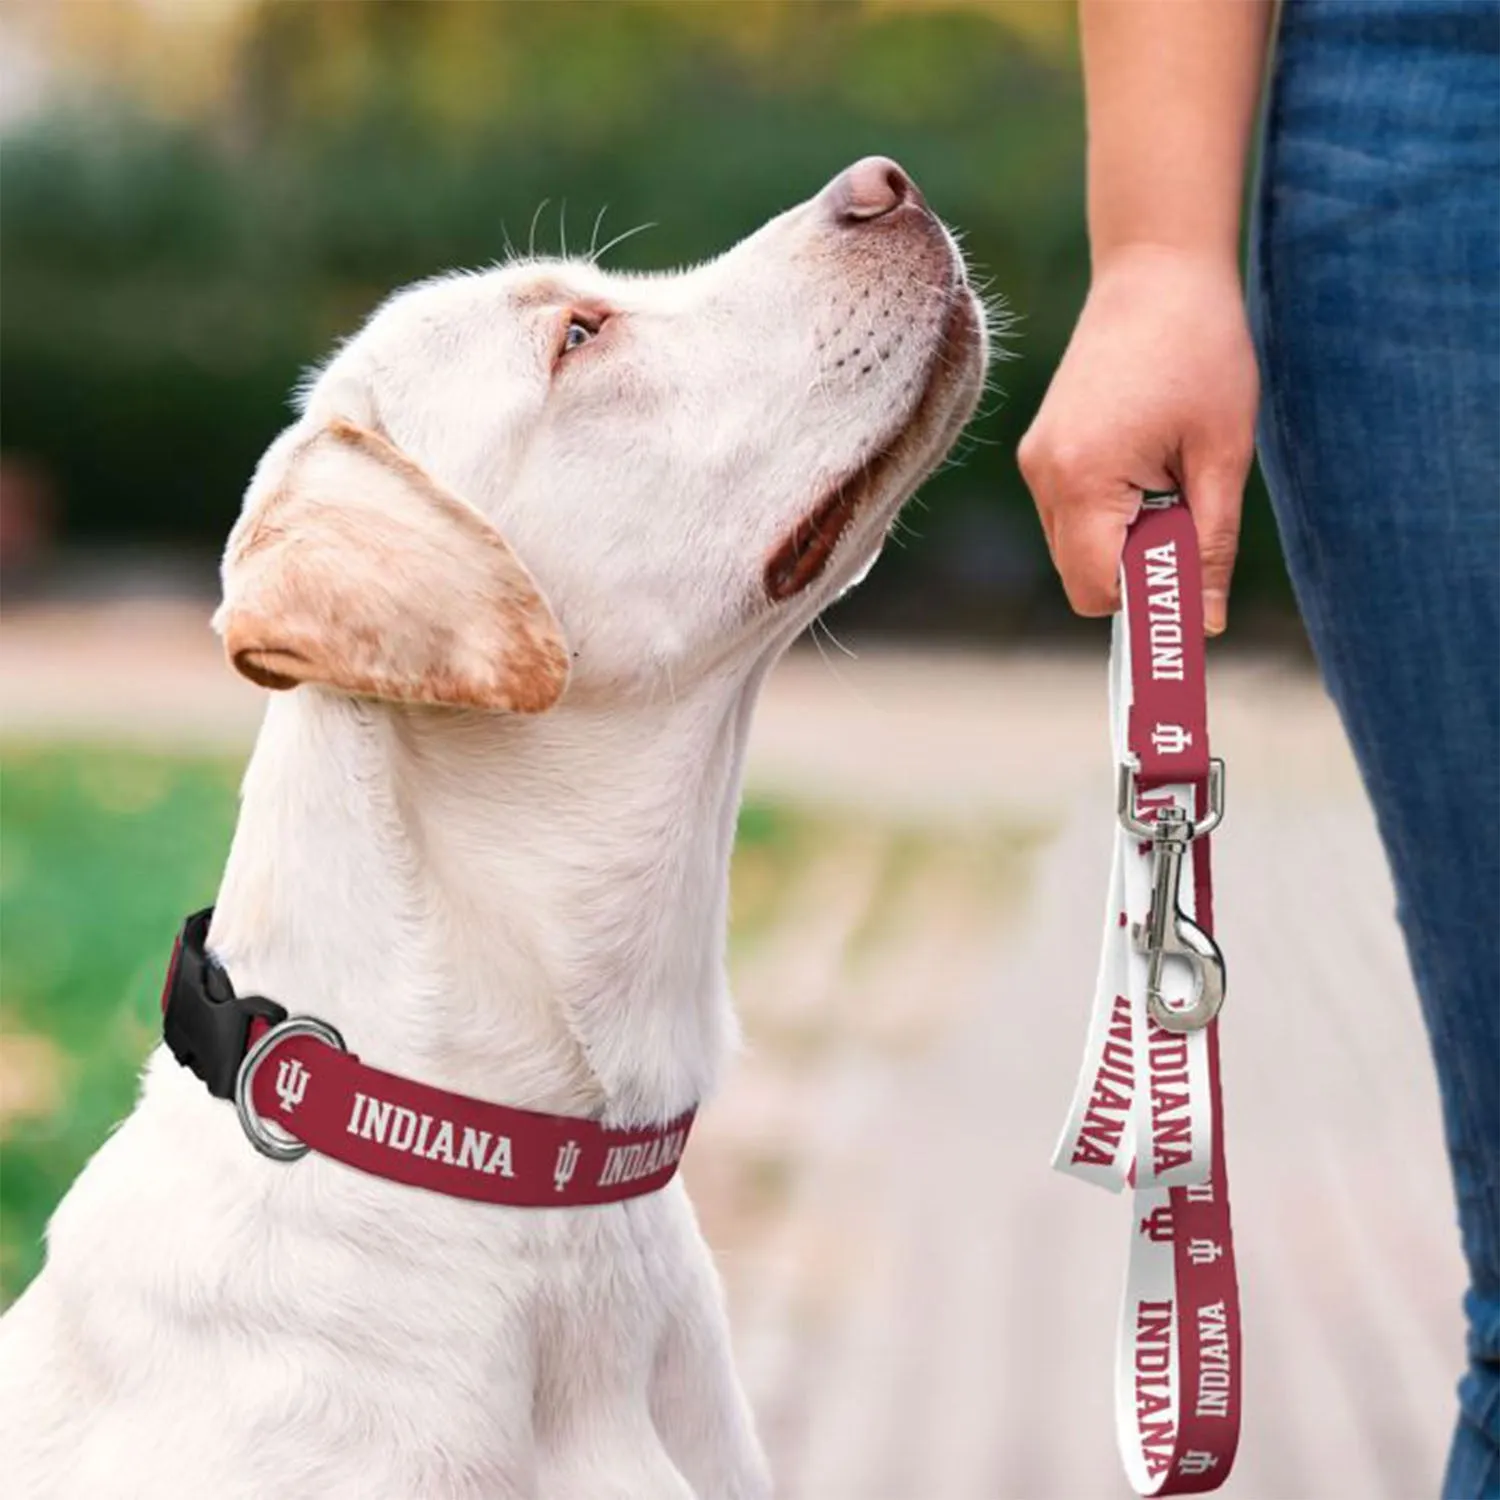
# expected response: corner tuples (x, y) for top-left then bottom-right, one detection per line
(1017, 245), (1259, 634)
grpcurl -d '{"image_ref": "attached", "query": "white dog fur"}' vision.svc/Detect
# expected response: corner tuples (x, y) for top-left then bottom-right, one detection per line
(0, 159), (987, 1499)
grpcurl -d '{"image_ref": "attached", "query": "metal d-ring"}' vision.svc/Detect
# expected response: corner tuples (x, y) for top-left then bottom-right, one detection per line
(234, 1015), (346, 1162)
(1116, 758), (1225, 842)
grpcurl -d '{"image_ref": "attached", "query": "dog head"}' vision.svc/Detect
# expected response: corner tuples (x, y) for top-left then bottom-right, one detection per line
(216, 157), (989, 711)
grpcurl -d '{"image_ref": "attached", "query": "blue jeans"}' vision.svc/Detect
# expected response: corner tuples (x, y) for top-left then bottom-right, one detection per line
(1250, 1), (1500, 1493)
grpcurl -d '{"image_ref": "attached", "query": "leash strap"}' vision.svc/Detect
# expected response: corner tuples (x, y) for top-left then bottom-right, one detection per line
(1051, 499), (1242, 1493)
(161, 913), (694, 1208)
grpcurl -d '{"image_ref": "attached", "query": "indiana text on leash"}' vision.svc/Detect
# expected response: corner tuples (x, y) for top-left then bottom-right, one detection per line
(0, 157), (989, 1499)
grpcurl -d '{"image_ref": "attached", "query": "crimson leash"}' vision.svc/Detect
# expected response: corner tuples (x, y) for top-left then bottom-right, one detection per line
(1052, 495), (1242, 1493)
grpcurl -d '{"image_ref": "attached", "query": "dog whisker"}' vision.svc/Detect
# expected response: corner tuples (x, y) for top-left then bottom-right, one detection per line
(588, 205), (610, 263)
(527, 199), (551, 261)
(810, 613), (859, 664)
(592, 220), (658, 265)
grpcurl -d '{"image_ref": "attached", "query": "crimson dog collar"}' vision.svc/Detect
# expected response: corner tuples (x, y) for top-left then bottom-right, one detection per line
(161, 909), (694, 1207)
(1052, 495), (1242, 1494)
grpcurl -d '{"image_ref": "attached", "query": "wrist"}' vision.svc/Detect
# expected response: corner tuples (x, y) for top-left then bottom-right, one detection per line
(1089, 239), (1245, 288)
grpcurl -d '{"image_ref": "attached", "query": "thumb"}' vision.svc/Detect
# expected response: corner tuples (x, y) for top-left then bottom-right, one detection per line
(1182, 455), (1248, 636)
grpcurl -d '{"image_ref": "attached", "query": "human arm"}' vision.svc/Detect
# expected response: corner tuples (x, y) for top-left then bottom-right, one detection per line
(1018, 0), (1275, 634)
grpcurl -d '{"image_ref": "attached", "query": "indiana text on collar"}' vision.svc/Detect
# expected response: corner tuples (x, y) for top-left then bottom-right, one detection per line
(161, 908), (695, 1208)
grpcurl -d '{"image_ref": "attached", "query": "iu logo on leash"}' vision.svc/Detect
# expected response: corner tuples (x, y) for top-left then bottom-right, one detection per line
(1139, 1205), (1175, 1243)
(1151, 722), (1193, 757)
(553, 1139), (581, 1192)
(275, 1058), (310, 1113)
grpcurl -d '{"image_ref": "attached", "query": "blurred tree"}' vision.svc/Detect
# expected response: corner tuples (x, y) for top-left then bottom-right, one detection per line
(0, 0), (1290, 633)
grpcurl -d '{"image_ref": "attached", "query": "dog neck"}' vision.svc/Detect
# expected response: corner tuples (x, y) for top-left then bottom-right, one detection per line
(208, 671), (763, 1127)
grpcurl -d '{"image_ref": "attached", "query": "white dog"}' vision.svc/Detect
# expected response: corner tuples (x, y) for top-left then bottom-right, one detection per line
(0, 157), (987, 1499)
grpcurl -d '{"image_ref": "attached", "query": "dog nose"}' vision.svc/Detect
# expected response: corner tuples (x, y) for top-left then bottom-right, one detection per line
(827, 157), (924, 223)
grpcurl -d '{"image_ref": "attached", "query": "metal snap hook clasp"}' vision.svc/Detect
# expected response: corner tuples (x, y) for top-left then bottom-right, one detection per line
(1138, 901), (1226, 1034)
(1117, 761), (1228, 1034)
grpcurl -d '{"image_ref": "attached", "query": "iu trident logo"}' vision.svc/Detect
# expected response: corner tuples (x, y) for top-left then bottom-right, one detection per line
(553, 1140), (581, 1192)
(1139, 1205), (1175, 1243)
(274, 1058), (310, 1113)
(1151, 722), (1193, 756)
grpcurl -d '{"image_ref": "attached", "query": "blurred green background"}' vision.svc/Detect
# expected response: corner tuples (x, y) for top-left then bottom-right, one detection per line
(0, 0), (1291, 631)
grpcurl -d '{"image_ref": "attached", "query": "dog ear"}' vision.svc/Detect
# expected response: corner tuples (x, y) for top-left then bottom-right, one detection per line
(215, 419), (569, 713)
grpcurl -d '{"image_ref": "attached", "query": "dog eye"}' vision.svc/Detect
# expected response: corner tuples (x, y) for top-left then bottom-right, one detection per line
(562, 318), (596, 353)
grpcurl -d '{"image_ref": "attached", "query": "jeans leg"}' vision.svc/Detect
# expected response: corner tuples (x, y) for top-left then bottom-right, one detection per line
(1249, 3), (1500, 1494)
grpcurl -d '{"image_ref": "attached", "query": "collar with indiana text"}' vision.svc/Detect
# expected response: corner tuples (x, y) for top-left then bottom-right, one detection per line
(161, 908), (694, 1208)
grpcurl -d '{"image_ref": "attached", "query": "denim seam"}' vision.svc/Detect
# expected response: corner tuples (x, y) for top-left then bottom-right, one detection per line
(1254, 65), (1347, 711)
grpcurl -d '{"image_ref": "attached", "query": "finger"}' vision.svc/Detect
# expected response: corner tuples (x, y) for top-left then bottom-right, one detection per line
(1052, 500), (1134, 616)
(1182, 454), (1248, 636)
(1016, 428), (1059, 554)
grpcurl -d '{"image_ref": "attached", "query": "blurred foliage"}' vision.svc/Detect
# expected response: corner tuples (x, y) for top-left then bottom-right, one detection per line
(0, 744), (242, 1298)
(0, 0), (1290, 632)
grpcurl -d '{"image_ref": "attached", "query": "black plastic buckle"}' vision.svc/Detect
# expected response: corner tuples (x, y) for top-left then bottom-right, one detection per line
(162, 908), (287, 1100)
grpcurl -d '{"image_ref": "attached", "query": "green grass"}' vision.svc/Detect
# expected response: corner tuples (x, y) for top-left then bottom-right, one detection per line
(0, 744), (809, 1304)
(1, 745), (244, 1299)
